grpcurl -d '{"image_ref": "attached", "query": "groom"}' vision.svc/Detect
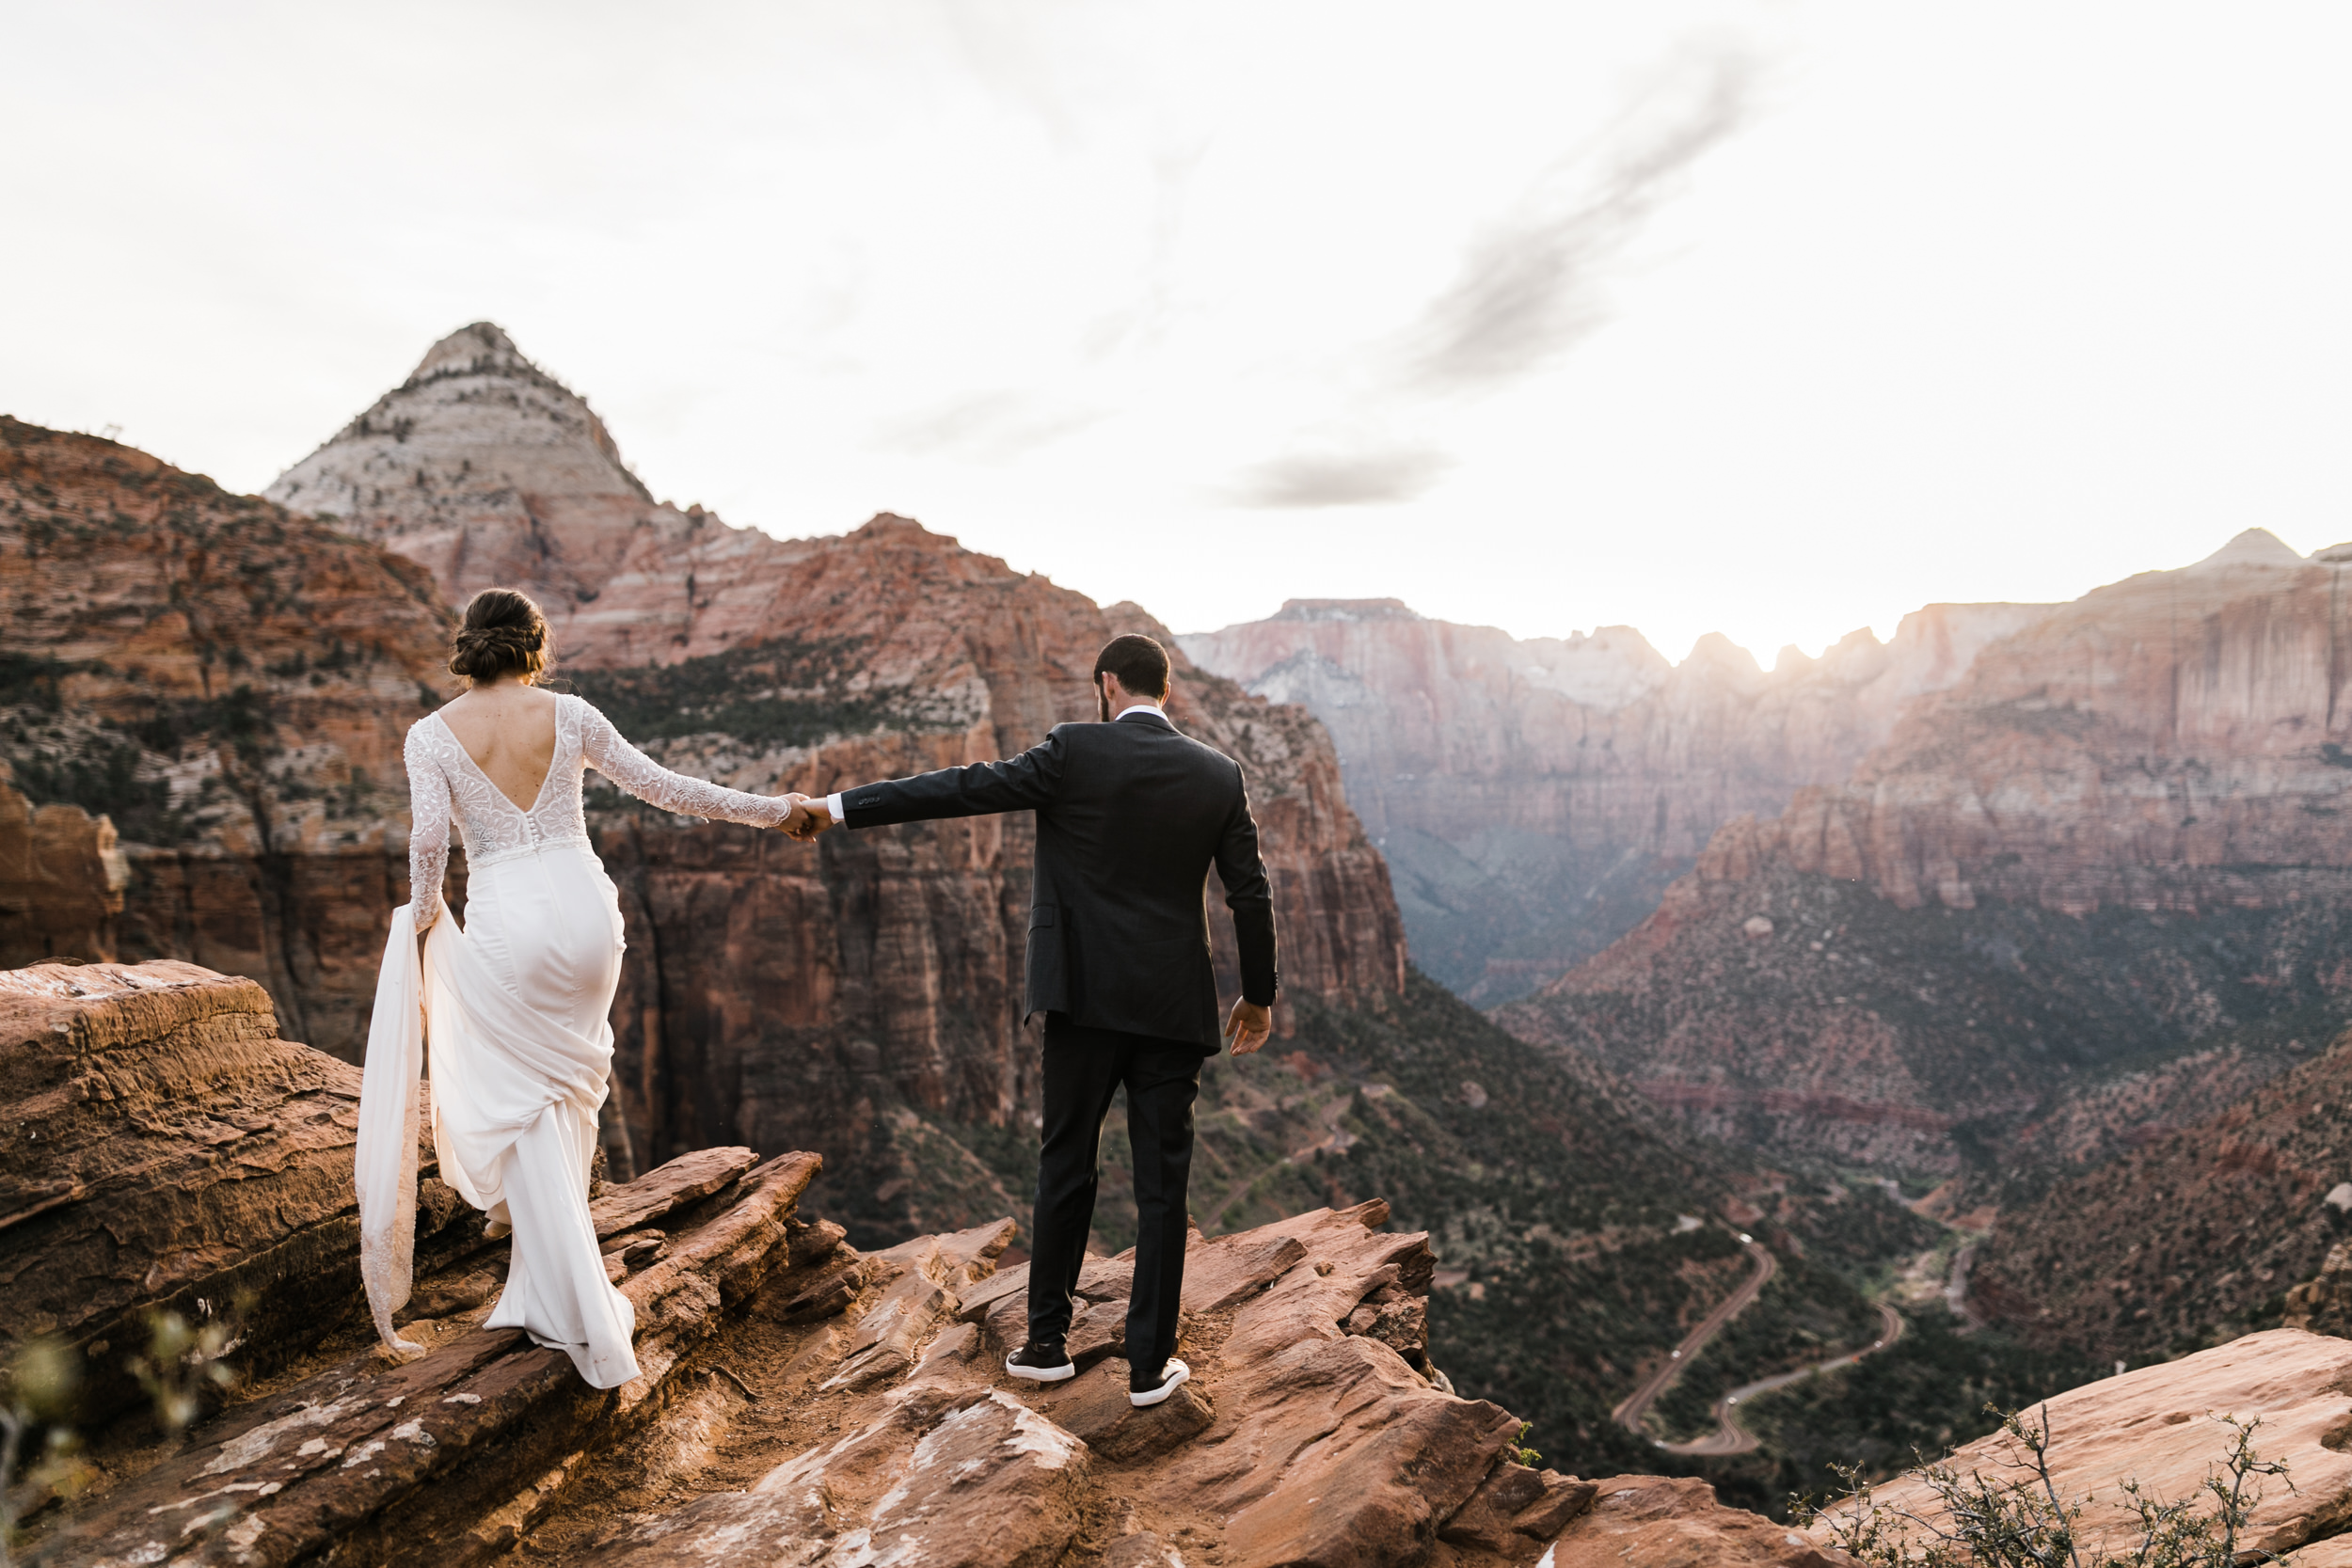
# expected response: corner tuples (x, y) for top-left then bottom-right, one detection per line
(782, 634), (1277, 1408)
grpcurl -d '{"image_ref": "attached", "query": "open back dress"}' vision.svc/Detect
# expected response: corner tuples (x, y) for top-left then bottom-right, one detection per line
(356, 693), (792, 1386)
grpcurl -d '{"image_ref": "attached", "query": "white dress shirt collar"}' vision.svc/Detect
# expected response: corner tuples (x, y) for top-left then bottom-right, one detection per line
(1116, 702), (1174, 727)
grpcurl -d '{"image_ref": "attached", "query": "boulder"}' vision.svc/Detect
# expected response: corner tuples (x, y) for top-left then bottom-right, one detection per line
(0, 959), (456, 1425)
(2284, 1239), (2352, 1337)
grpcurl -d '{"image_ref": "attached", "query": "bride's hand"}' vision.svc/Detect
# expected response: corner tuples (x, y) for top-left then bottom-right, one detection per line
(777, 792), (832, 841)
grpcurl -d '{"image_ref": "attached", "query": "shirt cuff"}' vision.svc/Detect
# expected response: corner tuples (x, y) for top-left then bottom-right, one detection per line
(826, 792), (845, 824)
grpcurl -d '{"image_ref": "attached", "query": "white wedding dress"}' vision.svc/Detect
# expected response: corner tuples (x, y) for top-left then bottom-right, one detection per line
(356, 693), (791, 1387)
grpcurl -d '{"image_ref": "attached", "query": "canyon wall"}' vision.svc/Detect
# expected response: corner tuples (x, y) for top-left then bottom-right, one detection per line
(0, 415), (452, 1050)
(1498, 530), (2352, 1184)
(1183, 594), (2048, 1002)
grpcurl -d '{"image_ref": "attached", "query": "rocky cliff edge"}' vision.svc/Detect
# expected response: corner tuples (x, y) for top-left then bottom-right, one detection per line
(12, 958), (1838, 1568)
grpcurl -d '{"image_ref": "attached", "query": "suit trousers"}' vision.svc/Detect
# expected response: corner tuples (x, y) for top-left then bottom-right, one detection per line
(1026, 1014), (1205, 1381)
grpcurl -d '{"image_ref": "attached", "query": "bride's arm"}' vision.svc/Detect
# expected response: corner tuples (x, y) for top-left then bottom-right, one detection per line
(577, 701), (792, 828)
(405, 724), (453, 928)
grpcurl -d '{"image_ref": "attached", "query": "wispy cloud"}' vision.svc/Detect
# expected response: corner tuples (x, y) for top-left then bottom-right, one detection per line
(875, 388), (1105, 461)
(1398, 43), (1755, 396)
(1228, 441), (1454, 510)
(1221, 40), (1756, 510)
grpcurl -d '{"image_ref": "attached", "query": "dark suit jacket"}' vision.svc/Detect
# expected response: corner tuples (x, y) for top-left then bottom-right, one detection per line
(837, 709), (1279, 1053)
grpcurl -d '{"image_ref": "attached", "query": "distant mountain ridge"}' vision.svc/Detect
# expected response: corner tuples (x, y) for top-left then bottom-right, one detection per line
(1495, 529), (2352, 1188)
(1183, 594), (2049, 1001)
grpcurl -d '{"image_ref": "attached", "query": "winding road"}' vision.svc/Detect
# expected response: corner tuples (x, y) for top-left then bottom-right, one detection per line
(1658, 1301), (1907, 1456)
(1610, 1238), (1777, 1433)
(1610, 1237), (1909, 1457)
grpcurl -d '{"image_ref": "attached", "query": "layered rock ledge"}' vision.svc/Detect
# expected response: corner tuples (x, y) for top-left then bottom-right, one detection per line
(18, 959), (1839, 1566)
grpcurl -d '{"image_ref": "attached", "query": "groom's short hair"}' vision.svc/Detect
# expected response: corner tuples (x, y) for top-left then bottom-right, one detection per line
(1093, 634), (1171, 700)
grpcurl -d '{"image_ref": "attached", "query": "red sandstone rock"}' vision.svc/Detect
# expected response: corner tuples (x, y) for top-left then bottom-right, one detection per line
(15, 968), (1862, 1568)
(1811, 1329), (2352, 1561)
(0, 959), (439, 1428)
(1562, 1476), (1852, 1566)
(43, 1151), (826, 1567)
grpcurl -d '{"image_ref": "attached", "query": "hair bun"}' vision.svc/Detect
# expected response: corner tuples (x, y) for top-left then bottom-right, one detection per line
(448, 588), (555, 683)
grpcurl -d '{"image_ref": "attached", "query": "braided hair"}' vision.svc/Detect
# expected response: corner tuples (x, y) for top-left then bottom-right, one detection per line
(448, 588), (552, 684)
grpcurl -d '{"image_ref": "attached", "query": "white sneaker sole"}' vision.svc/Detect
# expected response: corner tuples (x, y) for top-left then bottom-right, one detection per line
(1129, 1357), (1191, 1407)
(1005, 1356), (1075, 1383)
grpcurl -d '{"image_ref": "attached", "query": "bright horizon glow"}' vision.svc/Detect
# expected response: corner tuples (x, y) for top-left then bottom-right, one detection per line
(6, 3), (2347, 666)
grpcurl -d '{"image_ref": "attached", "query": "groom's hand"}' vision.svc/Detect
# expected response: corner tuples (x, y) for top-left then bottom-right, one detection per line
(1224, 998), (1273, 1055)
(779, 793), (833, 841)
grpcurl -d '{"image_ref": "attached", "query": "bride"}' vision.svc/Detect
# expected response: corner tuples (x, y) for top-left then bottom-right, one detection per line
(356, 588), (801, 1387)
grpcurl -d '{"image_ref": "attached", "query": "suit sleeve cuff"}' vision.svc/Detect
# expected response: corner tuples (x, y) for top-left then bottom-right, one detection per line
(826, 793), (846, 824)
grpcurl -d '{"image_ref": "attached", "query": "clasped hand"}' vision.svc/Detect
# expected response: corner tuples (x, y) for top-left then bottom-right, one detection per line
(773, 792), (832, 842)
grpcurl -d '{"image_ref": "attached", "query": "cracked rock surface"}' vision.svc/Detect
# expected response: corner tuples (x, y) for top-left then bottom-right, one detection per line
(22, 960), (1854, 1566)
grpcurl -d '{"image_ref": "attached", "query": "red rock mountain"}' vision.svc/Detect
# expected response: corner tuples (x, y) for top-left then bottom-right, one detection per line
(1497, 531), (2352, 1185)
(5, 397), (1406, 1241)
(1183, 595), (2048, 1002)
(261, 330), (1406, 1221)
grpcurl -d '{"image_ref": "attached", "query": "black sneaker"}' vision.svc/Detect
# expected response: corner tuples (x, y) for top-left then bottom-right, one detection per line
(1129, 1356), (1191, 1407)
(1005, 1341), (1075, 1383)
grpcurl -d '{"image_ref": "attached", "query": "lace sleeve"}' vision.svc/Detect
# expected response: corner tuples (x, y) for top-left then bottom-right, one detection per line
(575, 699), (791, 828)
(405, 723), (453, 929)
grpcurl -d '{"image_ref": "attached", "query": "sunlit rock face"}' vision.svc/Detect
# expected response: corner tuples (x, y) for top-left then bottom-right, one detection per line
(1183, 594), (2048, 1002)
(1497, 531), (2352, 1185)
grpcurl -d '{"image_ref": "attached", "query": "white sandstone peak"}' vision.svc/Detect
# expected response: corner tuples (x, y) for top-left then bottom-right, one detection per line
(409, 321), (532, 383)
(2191, 528), (2303, 571)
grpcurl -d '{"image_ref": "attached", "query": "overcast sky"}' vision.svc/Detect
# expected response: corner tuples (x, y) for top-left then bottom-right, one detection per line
(8, 2), (2348, 663)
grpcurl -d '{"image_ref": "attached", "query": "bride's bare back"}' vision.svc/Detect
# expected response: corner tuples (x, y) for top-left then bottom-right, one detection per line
(437, 676), (560, 811)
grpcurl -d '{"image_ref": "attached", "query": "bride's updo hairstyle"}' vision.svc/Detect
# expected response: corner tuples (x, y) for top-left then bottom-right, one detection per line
(448, 588), (553, 684)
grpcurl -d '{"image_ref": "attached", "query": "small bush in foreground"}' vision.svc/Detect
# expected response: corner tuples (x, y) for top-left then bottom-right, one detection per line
(1801, 1404), (2288, 1567)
